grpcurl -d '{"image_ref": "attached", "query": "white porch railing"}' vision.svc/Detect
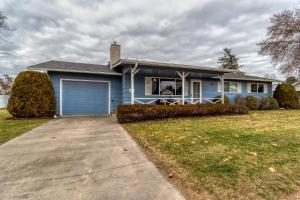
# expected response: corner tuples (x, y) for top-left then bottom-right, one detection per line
(134, 97), (221, 105)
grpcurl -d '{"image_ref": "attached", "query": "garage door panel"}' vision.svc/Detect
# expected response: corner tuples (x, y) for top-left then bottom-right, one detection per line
(62, 80), (109, 116)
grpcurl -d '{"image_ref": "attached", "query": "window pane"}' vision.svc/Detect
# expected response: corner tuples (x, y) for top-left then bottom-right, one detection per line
(176, 80), (182, 95)
(251, 84), (257, 93)
(224, 82), (230, 92)
(160, 79), (176, 95)
(152, 78), (159, 95)
(230, 82), (238, 93)
(258, 84), (264, 93)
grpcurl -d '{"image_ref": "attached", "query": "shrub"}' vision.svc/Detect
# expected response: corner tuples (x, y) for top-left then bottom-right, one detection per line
(245, 96), (259, 110)
(273, 83), (300, 109)
(7, 71), (56, 118)
(259, 97), (279, 110)
(117, 104), (249, 123)
(213, 95), (230, 104)
(235, 95), (246, 105)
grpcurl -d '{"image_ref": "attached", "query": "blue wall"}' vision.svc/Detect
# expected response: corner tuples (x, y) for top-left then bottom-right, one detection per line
(122, 69), (273, 104)
(48, 72), (122, 115)
(48, 70), (273, 116)
(222, 81), (272, 102)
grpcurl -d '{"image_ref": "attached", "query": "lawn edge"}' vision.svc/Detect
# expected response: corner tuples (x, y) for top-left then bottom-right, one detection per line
(0, 118), (50, 146)
(122, 123), (214, 200)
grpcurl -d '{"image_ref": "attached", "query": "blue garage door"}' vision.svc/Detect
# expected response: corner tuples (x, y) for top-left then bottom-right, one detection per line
(62, 80), (109, 116)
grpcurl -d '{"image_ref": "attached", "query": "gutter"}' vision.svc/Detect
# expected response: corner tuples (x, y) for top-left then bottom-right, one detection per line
(112, 59), (236, 74)
(27, 68), (123, 76)
(212, 77), (280, 82)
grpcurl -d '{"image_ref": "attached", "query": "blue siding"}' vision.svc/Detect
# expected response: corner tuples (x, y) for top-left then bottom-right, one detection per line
(202, 79), (219, 101)
(122, 70), (273, 104)
(122, 72), (131, 104)
(48, 69), (273, 115)
(62, 81), (109, 115)
(48, 72), (122, 115)
(222, 82), (272, 102)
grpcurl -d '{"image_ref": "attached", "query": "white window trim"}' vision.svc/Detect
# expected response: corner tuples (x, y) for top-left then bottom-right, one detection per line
(224, 81), (239, 93)
(144, 76), (186, 96)
(60, 78), (111, 116)
(248, 82), (266, 94)
(218, 81), (242, 93)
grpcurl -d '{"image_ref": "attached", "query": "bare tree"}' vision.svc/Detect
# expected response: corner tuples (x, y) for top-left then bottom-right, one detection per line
(0, 12), (9, 30)
(0, 74), (14, 95)
(258, 9), (300, 76)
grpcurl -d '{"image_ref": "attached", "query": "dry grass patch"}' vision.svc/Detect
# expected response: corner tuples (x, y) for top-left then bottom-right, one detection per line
(123, 110), (300, 200)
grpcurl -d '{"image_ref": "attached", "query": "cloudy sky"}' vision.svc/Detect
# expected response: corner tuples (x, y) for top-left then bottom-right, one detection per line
(0, 0), (299, 79)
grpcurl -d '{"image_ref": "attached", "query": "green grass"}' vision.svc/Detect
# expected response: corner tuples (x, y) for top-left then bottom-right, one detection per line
(123, 110), (300, 200)
(0, 109), (48, 145)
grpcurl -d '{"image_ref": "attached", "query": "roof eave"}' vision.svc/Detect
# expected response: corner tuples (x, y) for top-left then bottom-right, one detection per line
(213, 77), (280, 82)
(27, 67), (123, 76)
(293, 81), (300, 86)
(112, 59), (236, 74)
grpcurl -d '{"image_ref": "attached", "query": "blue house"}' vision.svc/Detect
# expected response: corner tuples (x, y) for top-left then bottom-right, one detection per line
(28, 42), (276, 116)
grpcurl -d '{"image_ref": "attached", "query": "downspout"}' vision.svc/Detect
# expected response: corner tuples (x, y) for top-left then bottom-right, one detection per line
(130, 63), (139, 105)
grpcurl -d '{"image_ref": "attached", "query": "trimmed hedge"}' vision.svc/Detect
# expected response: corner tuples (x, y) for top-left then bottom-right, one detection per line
(273, 83), (300, 109)
(7, 71), (56, 118)
(259, 97), (279, 110)
(245, 96), (259, 110)
(117, 104), (249, 123)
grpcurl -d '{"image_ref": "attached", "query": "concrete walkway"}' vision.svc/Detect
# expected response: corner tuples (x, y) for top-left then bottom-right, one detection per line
(0, 116), (185, 200)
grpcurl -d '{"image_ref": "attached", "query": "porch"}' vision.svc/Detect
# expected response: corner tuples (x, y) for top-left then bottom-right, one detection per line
(118, 61), (235, 105)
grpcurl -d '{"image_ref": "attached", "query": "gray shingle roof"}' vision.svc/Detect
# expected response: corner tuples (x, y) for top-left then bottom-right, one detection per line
(28, 60), (122, 75)
(221, 73), (280, 82)
(112, 59), (236, 73)
(28, 60), (279, 82)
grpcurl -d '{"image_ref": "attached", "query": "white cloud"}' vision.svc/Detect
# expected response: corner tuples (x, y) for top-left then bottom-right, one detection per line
(0, 0), (299, 78)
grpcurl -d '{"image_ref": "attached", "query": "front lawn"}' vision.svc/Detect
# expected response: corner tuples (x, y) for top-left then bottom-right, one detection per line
(123, 110), (300, 200)
(0, 109), (48, 145)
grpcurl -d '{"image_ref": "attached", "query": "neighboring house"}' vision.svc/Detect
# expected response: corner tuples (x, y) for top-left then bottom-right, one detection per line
(293, 81), (300, 96)
(28, 42), (277, 116)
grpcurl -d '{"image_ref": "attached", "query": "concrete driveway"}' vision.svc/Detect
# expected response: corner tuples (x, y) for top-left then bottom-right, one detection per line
(0, 116), (185, 200)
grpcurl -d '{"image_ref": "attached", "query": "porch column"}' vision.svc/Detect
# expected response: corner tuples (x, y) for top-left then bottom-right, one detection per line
(130, 63), (139, 104)
(176, 71), (189, 104)
(218, 75), (225, 104)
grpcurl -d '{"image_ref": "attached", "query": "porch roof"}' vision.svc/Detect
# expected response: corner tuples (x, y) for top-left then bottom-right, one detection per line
(214, 73), (280, 82)
(112, 59), (236, 74)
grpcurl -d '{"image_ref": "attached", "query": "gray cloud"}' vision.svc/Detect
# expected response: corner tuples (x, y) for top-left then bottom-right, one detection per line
(0, 0), (299, 79)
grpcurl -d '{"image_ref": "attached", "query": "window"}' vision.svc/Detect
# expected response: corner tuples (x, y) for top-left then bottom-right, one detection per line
(224, 81), (238, 93)
(250, 83), (265, 93)
(160, 79), (176, 95)
(147, 77), (183, 95)
(152, 78), (159, 95)
(176, 80), (182, 95)
(251, 84), (257, 93)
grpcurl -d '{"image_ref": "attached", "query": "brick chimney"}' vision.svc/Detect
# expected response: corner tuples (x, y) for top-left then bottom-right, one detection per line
(110, 41), (121, 66)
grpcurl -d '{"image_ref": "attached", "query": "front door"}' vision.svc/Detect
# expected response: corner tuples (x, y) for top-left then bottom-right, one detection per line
(191, 80), (202, 103)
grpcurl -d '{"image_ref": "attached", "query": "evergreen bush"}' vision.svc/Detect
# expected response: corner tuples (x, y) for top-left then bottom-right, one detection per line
(245, 96), (259, 110)
(273, 83), (300, 109)
(7, 71), (56, 118)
